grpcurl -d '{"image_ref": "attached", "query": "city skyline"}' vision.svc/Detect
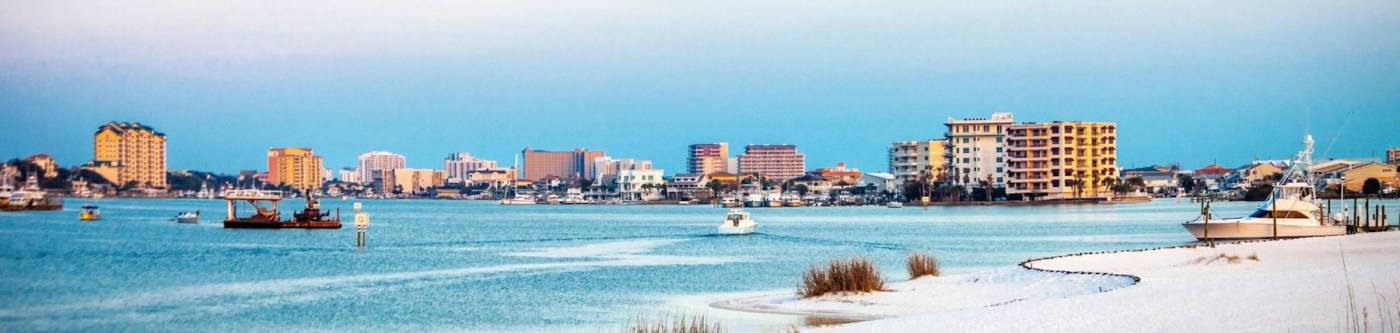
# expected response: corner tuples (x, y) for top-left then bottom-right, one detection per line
(2, 1), (1399, 173)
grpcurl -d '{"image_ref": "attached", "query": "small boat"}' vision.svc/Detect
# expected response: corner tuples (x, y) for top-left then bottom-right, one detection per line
(1181, 135), (1345, 240)
(499, 197), (537, 205)
(79, 205), (101, 221)
(886, 201), (904, 208)
(718, 209), (757, 235)
(720, 197), (743, 208)
(173, 211), (200, 224)
(784, 196), (803, 207)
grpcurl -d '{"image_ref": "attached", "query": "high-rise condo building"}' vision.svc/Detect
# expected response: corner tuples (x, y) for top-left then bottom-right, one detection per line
(1388, 148), (1400, 165)
(945, 113), (1014, 188)
(267, 147), (324, 191)
(443, 152), (499, 184)
(687, 143), (729, 175)
(390, 168), (445, 195)
(338, 168), (363, 184)
(521, 147), (605, 181)
(738, 144), (806, 181)
(1005, 121), (1118, 200)
(91, 121), (167, 188)
(358, 151), (406, 185)
(888, 139), (947, 189)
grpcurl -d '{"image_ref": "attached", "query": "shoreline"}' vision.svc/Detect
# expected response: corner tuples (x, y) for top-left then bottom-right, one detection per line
(713, 232), (1400, 332)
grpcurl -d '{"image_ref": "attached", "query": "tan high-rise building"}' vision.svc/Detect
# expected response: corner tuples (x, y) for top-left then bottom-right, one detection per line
(91, 121), (167, 188)
(888, 139), (947, 189)
(521, 147), (605, 181)
(358, 151), (406, 185)
(1388, 148), (1400, 165)
(738, 144), (806, 181)
(687, 143), (729, 175)
(945, 113), (1014, 188)
(267, 147), (324, 191)
(390, 168), (445, 195)
(1005, 121), (1118, 200)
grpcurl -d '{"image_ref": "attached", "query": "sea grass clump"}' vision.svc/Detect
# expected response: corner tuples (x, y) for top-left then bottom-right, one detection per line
(907, 251), (941, 279)
(798, 256), (886, 298)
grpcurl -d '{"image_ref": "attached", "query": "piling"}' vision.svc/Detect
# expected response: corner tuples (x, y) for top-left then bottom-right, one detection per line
(353, 202), (369, 248)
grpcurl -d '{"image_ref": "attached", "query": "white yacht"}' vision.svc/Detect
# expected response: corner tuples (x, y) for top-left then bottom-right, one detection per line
(1181, 135), (1346, 240)
(886, 201), (904, 208)
(718, 209), (757, 235)
(173, 211), (200, 224)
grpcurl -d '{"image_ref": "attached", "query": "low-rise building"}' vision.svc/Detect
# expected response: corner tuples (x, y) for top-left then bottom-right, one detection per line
(814, 162), (862, 185)
(1315, 161), (1398, 193)
(666, 173), (711, 200)
(616, 169), (665, 201)
(1121, 164), (1179, 194)
(24, 154), (58, 179)
(1192, 164), (1232, 191)
(857, 172), (896, 194)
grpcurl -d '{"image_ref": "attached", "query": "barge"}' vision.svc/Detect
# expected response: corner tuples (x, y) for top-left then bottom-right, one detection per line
(223, 189), (341, 229)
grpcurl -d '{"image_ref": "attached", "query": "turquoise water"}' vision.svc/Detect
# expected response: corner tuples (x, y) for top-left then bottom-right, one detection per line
(7, 198), (1382, 332)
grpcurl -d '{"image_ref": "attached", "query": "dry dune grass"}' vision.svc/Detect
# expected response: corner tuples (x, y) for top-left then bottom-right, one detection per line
(907, 251), (941, 279)
(798, 256), (886, 298)
(620, 313), (723, 333)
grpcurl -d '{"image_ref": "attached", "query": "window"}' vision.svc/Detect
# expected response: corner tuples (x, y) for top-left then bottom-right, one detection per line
(996, 147), (1003, 153)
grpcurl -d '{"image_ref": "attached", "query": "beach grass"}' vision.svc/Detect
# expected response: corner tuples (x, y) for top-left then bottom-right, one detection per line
(798, 256), (886, 298)
(620, 313), (724, 333)
(907, 251), (941, 279)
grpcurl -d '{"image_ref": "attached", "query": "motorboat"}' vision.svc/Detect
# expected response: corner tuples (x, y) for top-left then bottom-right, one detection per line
(79, 205), (101, 221)
(720, 197), (743, 208)
(173, 211), (200, 224)
(499, 197), (537, 205)
(886, 201), (904, 208)
(1, 176), (62, 211)
(718, 209), (757, 235)
(1181, 135), (1345, 240)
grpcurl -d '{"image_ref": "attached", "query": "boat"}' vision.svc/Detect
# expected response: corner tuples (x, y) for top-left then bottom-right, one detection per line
(720, 197), (743, 208)
(765, 193), (782, 208)
(744, 194), (763, 208)
(718, 209), (757, 235)
(222, 190), (341, 229)
(79, 205), (101, 221)
(784, 196), (803, 207)
(886, 201), (904, 208)
(1181, 135), (1345, 240)
(173, 211), (200, 224)
(499, 154), (537, 205)
(1, 176), (62, 211)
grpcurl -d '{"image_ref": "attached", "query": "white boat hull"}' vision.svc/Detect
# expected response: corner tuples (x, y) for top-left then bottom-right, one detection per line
(1182, 221), (1345, 240)
(499, 199), (536, 205)
(718, 224), (756, 235)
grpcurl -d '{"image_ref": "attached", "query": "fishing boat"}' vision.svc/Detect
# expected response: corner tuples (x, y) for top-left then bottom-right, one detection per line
(784, 196), (803, 207)
(718, 209), (757, 235)
(222, 190), (341, 229)
(765, 193), (782, 208)
(1181, 135), (1345, 240)
(173, 211), (200, 224)
(79, 205), (101, 221)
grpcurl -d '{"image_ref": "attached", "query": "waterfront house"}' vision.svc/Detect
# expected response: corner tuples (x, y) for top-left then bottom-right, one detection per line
(857, 172), (896, 195)
(666, 173), (710, 200)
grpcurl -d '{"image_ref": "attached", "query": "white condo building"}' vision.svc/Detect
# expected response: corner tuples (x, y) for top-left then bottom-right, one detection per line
(945, 113), (1014, 189)
(358, 151), (406, 185)
(443, 152), (499, 184)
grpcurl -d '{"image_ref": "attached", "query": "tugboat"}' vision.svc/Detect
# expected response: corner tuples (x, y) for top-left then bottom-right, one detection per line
(79, 205), (101, 221)
(222, 190), (341, 229)
(718, 209), (757, 235)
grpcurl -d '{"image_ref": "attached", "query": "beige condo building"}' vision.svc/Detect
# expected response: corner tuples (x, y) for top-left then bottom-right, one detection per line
(888, 139), (947, 189)
(1005, 121), (1118, 200)
(267, 147), (324, 191)
(945, 113), (1014, 188)
(91, 121), (168, 188)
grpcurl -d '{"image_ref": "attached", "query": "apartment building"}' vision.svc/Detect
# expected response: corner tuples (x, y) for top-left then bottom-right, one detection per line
(1004, 121), (1118, 200)
(358, 151), (406, 185)
(443, 152), (499, 184)
(521, 147), (605, 181)
(90, 121), (168, 188)
(888, 139), (947, 188)
(687, 143), (730, 175)
(737, 144), (806, 181)
(945, 113), (1014, 188)
(267, 147), (324, 191)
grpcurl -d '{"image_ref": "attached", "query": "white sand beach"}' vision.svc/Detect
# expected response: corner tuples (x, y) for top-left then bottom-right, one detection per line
(718, 232), (1400, 332)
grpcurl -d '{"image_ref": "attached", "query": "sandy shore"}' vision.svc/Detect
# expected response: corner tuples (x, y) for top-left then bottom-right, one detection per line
(717, 232), (1400, 332)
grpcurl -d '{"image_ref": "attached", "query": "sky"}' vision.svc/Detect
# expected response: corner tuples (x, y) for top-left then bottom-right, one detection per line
(1, 0), (1398, 174)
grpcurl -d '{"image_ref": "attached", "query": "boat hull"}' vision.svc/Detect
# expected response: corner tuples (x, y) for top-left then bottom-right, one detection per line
(1182, 222), (1345, 240)
(224, 220), (342, 229)
(717, 225), (756, 235)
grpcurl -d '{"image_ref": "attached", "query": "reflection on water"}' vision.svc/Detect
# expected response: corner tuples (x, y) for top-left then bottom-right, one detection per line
(4, 198), (1384, 332)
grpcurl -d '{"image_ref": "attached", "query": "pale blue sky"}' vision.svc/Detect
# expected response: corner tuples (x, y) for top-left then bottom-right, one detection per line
(1, 1), (1398, 174)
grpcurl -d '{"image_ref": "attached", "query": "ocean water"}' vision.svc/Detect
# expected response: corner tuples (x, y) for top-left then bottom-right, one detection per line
(3, 198), (1389, 332)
